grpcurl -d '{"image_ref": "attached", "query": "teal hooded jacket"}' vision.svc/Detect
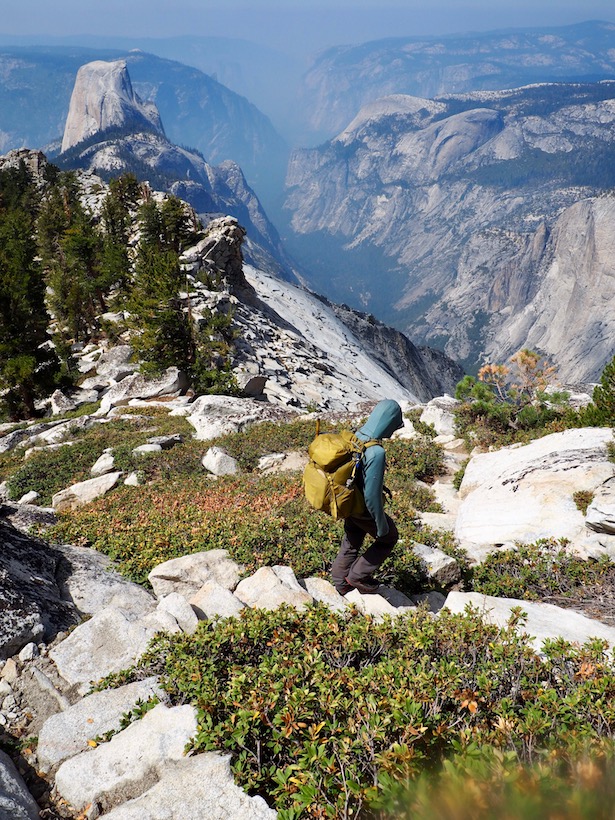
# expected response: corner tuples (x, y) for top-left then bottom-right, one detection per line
(355, 399), (403, 537)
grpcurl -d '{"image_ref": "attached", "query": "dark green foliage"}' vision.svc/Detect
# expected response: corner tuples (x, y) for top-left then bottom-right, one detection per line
(386, 436), (445, 484)
(99, 175), (140, 299)
(128, 197), (232, 385)
(0, 162), (62, 418)
(1, 162), (240, 418)
(38, 171), (108, 346)
(470, 142), (615, 190)
(579, 355), (615, 426)
(129, 603), (615, 818)
(471, 539), (614, 601)
(128, 241), (195, 374)
(189, 307), (240, 396)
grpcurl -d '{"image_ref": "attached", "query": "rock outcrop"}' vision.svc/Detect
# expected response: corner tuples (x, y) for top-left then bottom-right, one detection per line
(61, 60), (163, 153)
(0, 521), (80, 660)
(455, 428), (615, 560)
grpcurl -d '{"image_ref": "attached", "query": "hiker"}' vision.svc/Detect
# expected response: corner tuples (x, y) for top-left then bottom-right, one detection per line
(331, 399), (403, 595)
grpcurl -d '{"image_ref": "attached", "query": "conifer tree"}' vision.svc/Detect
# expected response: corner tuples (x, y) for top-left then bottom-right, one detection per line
(38, 172), (105, 345)
(128, 200), (195, 372)
(580, 356), (615, 426)
(0, 164), (60, 418)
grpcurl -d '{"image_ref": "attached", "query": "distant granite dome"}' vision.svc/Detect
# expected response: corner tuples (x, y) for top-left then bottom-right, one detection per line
(61, 60), (163, 153)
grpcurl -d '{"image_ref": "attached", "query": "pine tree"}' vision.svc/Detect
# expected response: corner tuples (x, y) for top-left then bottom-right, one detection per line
(38, 172), (105, 345)
(128, 199), (195, 373)
(0, 165), (59, 418)
(581, 357), (615, 426)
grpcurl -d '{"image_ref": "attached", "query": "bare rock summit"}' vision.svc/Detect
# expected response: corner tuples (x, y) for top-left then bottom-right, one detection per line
(61, 59), (163, 153)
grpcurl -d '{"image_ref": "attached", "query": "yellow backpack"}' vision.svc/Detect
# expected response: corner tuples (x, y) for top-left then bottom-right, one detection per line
(303, 426), (379, 520)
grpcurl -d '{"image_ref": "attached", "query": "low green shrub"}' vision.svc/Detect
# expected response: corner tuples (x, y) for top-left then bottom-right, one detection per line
(404, 408), (437, 438)
(452, 457), (469, 491)
(471, 539), (613, 600)
(47, 470), (450, 592)
(130, 603), (615, 818)
(211, 419), (319, 472)
(386, 436), (445, 484)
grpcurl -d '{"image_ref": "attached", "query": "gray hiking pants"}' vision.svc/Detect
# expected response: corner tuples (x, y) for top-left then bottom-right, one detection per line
(331, 513), (398, 589)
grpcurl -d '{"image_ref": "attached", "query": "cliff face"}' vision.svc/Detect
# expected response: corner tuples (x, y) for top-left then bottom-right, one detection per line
(285, 82), (615, 381)
(491, 197), (615, 381)
(61, 60), (163, 153)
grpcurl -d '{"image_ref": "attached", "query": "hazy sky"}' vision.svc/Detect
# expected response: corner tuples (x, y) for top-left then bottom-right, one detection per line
(2, 0), (614, 56)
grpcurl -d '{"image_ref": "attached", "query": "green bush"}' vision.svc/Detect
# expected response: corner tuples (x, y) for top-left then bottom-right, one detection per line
(471, 539), (614, 601)
(211, 419), (319, 472)
(574, 490), (595, 516)
(129, 603), (615, 818)
(453, 458), (469, 491)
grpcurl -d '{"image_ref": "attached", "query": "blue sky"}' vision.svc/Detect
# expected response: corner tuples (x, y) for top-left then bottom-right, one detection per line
(2, 0), (614, 55)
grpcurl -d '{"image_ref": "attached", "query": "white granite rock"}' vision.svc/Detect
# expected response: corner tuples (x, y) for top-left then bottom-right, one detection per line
(299, 577), (349, 612)
(54, 703), (198, 812)
(187, 394), (295, 441)
(586, 476), (615, 535)
(157, 593), (199, 634)
(0, 749), (40, 820)
(50, 389), (77, 416)
(234, 567), (313, 611)
(456, 428), (615, 549)
(345, 588), (414, 620)
(132, 443), (163, 455)
(97, 367), (189, 415)
(52, 471), (122, 512)
(49, 606), (180, 695)
(37, 677), (163, 774)
(201, 446), (239, 476)
(101, 752), (277, 819)
(17, 642), (38, 662)
(149, 550), (242, 598)
(413, 542), (461, 585)
(420, 396), (458, 436)
(189, 580), (246, 620)
(91, 451), (116, 476)
(257, 451), (308, 473)
(17, 491), (39, 505)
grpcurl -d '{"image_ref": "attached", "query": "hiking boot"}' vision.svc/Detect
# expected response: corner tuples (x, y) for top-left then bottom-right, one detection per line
(344, 575), (380, 594)
(335, 581), (353, 596)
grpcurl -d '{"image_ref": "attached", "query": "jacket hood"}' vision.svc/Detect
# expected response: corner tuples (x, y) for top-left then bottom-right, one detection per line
(357, 399), (403, 441)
